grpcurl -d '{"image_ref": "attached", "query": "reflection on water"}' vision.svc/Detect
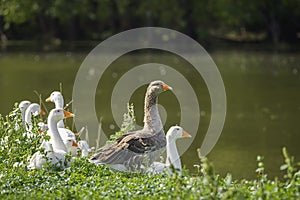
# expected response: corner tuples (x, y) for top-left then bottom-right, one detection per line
(0, 50), (299, 179)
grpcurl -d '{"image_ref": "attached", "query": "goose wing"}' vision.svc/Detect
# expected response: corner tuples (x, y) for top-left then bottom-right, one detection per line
(90, 129), (166, 166)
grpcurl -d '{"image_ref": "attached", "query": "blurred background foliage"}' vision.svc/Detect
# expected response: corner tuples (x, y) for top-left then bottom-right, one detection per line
(1, 0), (300, 45)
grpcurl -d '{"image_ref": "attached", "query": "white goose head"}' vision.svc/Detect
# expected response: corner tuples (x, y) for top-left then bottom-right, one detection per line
(63, 137), (78, 155)
(46, 91), (64, 108)
(48, 108), (74, 124)
(78, 140), (89, 150)
(78, 140), (90, 157)
(19, 100), (31, 113)
(64, 137), (78, 148)
(26, 103), (43, 117)
(24, 103), (45, 131)
(166, 126), (191, 140)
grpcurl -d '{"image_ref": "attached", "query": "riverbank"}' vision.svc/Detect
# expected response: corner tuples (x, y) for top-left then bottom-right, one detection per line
(0, 106), (299, 199)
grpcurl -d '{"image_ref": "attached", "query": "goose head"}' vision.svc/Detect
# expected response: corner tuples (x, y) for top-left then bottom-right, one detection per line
(46, 91), (64, 107)
(19, 100), (31, 113)
(48, 109), (74, 124)
(147, 80), (172, 94)
(64, 137), (78, 149)
(78, 140), (90, 156)
(166, 126), (191, 140)
(26, 103), (44, 117)
(78, 140), (89, 150)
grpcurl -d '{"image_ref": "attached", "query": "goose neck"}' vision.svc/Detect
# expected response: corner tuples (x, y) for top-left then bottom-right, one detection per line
(48, 117), (67, 152)
(21, 110), (26, 127)
(166, 138), (181, 170)
(143, 91), (163, 132)
(55, 100), (64, 109)
(24, 110), (33, 131)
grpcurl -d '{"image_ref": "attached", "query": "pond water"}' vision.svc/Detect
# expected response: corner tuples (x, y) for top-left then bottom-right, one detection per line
(0, 49), (299, 179)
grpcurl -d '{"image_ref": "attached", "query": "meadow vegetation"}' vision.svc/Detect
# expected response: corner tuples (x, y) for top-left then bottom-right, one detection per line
(0, 103), (299, 199)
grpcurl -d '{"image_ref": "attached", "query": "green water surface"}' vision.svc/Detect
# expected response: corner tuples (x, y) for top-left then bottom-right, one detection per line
(0, 49), (299, 179)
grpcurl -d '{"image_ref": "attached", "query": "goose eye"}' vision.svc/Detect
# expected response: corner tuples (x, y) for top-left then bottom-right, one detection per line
(176, 128), (180, 130)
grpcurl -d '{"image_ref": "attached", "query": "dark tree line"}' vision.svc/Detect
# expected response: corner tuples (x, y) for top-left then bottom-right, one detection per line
(0, 0), (300, 44)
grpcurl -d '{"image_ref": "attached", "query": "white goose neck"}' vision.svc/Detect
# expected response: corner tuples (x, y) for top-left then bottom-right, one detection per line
(54, 97), (64, 128)
(55, 99), (64, 109)
(24, 110), (33, 131)
(21, 110), (26, 127)
(166, 137), (181, 171)
(48, 117), (67, 152)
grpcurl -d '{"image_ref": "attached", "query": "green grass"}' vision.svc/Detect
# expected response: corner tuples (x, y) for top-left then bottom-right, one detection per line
(0, 104), (299, 199)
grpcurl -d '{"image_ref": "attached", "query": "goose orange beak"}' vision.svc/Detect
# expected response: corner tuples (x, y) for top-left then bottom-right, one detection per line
(45, 97), (51, 102)
(162, 83), (172, 91)
(40, 109), (46, 115)
(63, 110), (75, 118)
(182, 130), (192, 138)
(72, 141), (78, 147)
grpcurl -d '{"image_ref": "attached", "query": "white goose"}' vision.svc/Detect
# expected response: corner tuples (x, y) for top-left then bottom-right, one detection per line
(28, 141), (66, 170)
(47, 109), (74, 152)
(45, 91), (77, 153)
(148, 126), (191, 174)
(28, 108), (75, 169)
(22, 103), (76, 155)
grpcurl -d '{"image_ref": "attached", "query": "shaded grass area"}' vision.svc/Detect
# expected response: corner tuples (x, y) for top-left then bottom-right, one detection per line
(0, 104), (299, 199)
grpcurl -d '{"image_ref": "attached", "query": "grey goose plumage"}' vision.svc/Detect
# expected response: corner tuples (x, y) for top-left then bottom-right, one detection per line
(90, 80), (172, 171)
